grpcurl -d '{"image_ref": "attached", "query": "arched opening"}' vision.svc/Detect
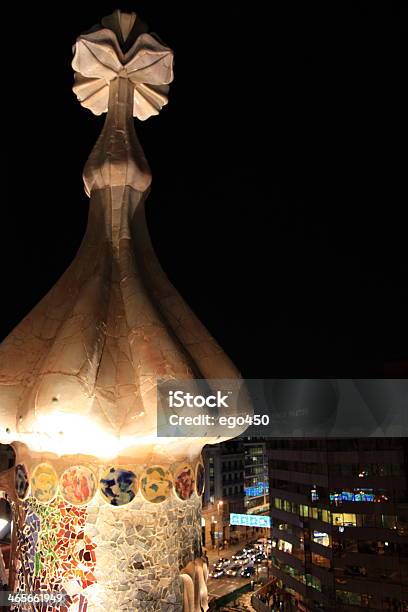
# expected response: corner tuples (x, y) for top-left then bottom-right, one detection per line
(0, 445), (15, 471)
(0, 444), (15, 588)
(0, 497), (12, 587)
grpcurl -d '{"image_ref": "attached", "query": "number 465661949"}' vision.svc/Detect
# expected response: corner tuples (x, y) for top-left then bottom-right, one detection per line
(7, 592), (65, 604)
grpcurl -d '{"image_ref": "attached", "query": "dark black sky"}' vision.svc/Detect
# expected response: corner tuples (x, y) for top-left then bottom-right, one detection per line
(2, 2), (407, 377)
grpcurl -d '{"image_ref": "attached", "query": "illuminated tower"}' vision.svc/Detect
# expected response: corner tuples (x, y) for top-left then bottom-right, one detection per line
(0, 11), (247, 611)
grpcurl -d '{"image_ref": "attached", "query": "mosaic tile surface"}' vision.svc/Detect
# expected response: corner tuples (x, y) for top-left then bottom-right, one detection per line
(82, 493), (201, 610)
(174, 464), (195, 501)
(12, 489), (202, 611)
(31, 463), (58, 503)
(14, 494), (96, 611)
(99, 467), (138, 506)
(15, 464), (29, 499)
(60, 466), (97, 506)
(140, 466), (173, 503)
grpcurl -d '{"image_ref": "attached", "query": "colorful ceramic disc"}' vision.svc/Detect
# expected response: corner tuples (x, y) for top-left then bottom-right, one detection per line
(31, 463), (58, 503)
(174, 464), (195, 501)
(195, 462), (205, 496)
(140, 466), (173, 504)
(100, 467), (138, 506)
(15, 464), (29, 499)
(60, 466), (97, 506)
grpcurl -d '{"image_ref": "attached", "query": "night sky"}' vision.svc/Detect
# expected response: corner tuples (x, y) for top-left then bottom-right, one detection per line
(2, 3), (407, 377)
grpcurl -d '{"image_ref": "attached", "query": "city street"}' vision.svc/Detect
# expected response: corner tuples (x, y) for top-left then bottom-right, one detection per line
(208, 567), (268, 598)
(204, 533), (269, 565)
(205, 540), (248, 565)
(208, 575), (249, 599)
(206, 538), (270, 602)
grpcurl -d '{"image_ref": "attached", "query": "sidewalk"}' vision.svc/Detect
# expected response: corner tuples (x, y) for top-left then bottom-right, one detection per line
(234, 591), (256, 611)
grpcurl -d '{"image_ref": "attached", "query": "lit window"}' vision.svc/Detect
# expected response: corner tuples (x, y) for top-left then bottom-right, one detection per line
(310, 507), (318, 520)
(311, 487), (319, 501)
(343, 513), (357, 527)
(332, 513), (357, 527)
(322, 509), (331, 523)
(278, 540), (292, 554)
(312, 531), (331, 547)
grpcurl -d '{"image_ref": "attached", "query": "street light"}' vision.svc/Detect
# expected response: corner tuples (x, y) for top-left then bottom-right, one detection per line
(216, 501), (224, 549)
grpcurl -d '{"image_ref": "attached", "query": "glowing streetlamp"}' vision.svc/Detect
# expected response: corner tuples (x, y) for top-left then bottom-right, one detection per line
(0, 10), (248, 611)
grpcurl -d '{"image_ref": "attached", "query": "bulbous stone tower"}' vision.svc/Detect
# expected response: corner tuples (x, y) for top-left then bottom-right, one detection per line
(0, 10), (248, 612)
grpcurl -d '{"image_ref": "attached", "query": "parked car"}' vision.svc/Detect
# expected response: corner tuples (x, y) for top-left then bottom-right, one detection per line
(217, 557), (230, 565)
(240, 566), (256, 578)
(235, 557), (249, 565)
(232, 550), (247, 560)
(243, 546), (256, 555)
(214, 558), (230, 569)
(209, 569), (224, 579)
(225, 564), (242, 577)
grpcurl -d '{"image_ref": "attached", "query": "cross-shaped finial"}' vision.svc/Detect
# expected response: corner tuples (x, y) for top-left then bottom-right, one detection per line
(72, 11), (174, 120)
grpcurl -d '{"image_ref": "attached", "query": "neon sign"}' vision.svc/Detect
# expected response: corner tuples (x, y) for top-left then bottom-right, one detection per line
(230, 513), (271, 528)
(244, 482), (269, 497)
(329, 489), (375, 503)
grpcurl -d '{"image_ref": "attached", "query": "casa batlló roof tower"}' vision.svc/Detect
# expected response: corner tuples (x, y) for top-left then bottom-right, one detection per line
(0, 10), (246, 611)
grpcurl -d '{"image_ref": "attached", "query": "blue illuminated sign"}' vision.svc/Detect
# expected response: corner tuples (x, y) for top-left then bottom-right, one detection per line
(329, 489), (375, 503)
(230, 513), (271, 528)
(245, 486), (263, 497)
(244, 482), (269, 498)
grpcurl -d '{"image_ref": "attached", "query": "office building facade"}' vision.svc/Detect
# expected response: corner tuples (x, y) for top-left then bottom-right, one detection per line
(268, 438), (408, 611)
(244, 439), (270, 515)
(202, 441), (245, 546)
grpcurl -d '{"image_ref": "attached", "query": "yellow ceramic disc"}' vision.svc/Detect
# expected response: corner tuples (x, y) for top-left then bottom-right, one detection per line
(31, 463), (58, 503)
(140, 466), (173, 504)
